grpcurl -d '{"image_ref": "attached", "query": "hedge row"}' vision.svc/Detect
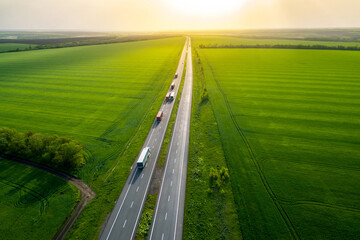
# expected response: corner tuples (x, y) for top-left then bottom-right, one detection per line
(199, 43), (360, 51)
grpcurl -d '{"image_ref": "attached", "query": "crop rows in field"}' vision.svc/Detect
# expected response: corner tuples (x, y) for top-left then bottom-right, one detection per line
(195, 40), (360, 239)
(0, 37), (185, 239)
(0, 37), (184, 181)
(192, 36), (360, 48)
(0, 158), (78, 240)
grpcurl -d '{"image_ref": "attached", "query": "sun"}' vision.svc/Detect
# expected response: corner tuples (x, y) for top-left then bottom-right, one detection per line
(168, 0), (246, 16)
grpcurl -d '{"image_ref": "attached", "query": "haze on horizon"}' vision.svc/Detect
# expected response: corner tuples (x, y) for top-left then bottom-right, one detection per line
(0, 0), (360, 31)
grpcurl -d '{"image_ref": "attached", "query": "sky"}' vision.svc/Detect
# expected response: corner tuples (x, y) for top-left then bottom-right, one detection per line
(0, 0), (360, 31)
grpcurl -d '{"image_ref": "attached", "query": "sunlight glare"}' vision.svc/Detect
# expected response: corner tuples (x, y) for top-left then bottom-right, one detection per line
(168, 0), (247, 16)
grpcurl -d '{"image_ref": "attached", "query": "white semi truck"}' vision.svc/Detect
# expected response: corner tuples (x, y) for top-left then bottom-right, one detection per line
(137, 147), (151, 168)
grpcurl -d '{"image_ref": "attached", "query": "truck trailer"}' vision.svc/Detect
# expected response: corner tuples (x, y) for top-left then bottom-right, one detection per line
(156, 110), (163, 121)
(137, 147), (150, 169)
(171, 82), (175, 90)
(166, 93), (171, 101)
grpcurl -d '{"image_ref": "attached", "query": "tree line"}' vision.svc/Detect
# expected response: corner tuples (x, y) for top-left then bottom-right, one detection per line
(1, 35), (177, 53)
(0, 128), (85, 170)
(199, 43), (360, 51)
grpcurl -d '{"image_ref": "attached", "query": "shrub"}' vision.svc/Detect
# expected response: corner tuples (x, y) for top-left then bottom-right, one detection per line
(209, 167), (230, 192)
(219, 167), (230, 182)
(200, 87), (209, 104)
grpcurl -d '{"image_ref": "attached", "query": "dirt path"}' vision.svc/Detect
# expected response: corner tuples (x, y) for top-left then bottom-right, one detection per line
(0, 154), (96, 240)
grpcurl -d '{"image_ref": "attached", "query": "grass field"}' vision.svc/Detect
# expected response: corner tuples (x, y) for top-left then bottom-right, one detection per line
(0, 43), (32, 52)
(192, 36), (360, 48)
(194, 37), (360, 239)
(0, 37), (185, 239)
(0, 158), (78, 240)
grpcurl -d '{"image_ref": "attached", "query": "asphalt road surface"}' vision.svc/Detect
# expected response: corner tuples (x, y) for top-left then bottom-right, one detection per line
(148, 38), (193, 240)
(99, 37), (189, 240)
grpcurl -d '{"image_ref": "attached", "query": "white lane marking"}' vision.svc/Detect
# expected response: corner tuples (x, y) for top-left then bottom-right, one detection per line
(148, 39), (189, 240)
(177, 143), (179, 146)
(176, 150), (178, 154)
(152, 145), (154, 148)
(104, 168), (138, 240)
(165, 212), (168, 221)
(123, 219), (127, 228)
(130, 201), (134, 208)
(170, 181), (173, 187)
(168, 195), (171, 202)
(162, 233), (164, 240)
(172, 169), (175, 174)
(141, 174), (144, 179)
(136, 186), (139, 192)
(174, 158), (177, 163)
(155, 138), (157, 142)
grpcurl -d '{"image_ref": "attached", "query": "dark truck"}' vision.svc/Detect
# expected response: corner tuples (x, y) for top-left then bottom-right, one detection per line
(174, 73), (178, 78)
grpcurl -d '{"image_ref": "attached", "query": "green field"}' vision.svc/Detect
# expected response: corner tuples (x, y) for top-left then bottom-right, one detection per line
(0, 158), (78, 240)
(0, 43), (32, 52)
(192, 36), (360, 48)
(0, 37), (185, 239)
(194, 38), (360, 239)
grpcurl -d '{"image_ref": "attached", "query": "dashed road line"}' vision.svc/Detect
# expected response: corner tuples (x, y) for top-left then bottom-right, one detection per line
(123, 220), (127, 228)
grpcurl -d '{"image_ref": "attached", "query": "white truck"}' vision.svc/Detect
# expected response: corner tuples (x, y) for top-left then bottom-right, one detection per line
(137, 147), (151, 168)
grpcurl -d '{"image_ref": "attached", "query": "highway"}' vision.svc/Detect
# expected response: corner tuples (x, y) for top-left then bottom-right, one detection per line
(148, 38), (193, 240)
(99, 37), (188, 240)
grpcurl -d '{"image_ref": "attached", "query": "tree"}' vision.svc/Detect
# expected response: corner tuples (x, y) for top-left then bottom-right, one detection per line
(0, 127), (85, 170)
